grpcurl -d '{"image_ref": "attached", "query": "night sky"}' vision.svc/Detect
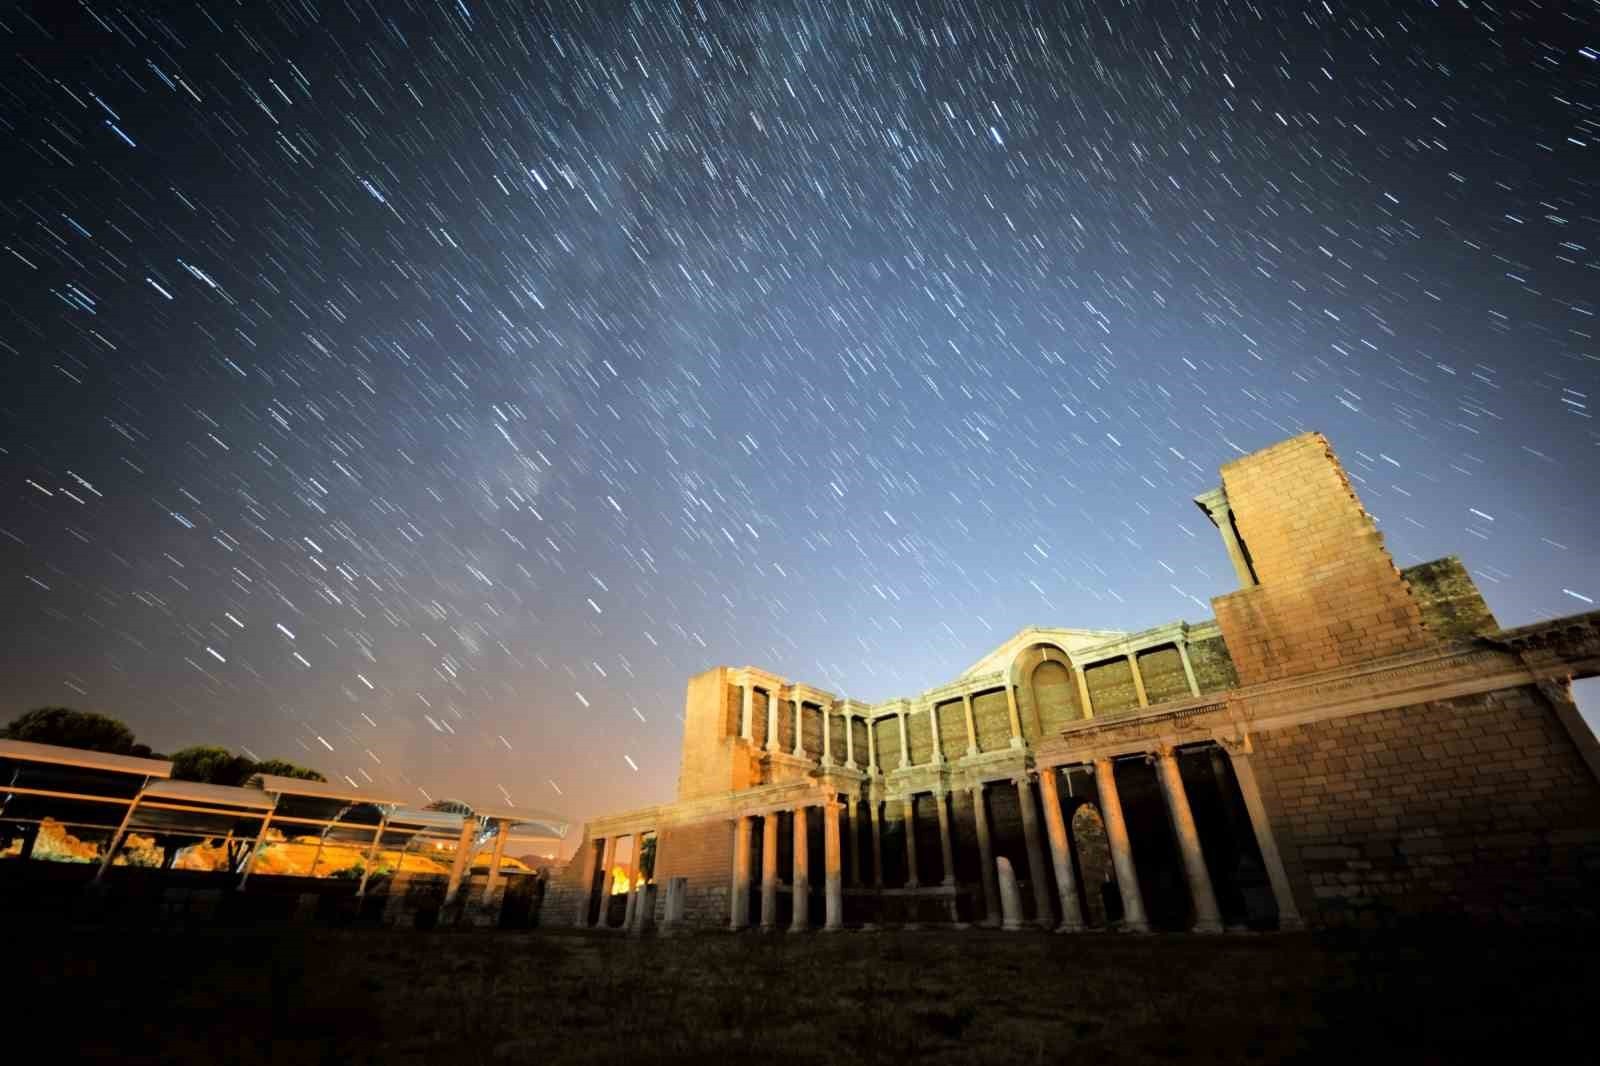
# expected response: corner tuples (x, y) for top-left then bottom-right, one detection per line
(2, 1), (1596, 840)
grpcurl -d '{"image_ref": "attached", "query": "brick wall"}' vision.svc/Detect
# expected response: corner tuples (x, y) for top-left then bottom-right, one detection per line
(653, 818), (737, 929)
(1252, 684), (1600, 927)
(872, 717), (899, 768)
(1402, 556), (1499, 639)
(907, 708), (934, 765)
(1086, 657), (1139, 714)
(1213, 433), (1433, 686)
(1137, 644), (1190, 704)
(1188, 635), (1239, 693)
(936, 701), (967, 760)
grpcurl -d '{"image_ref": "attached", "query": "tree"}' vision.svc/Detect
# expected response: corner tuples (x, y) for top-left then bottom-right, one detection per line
(2, 707), (139, 754)
(250, 758), (326, 783)
(169, 745), (257, 787)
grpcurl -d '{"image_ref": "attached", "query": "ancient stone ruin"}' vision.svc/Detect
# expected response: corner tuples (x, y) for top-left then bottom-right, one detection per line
(550, 432), (1600, 933)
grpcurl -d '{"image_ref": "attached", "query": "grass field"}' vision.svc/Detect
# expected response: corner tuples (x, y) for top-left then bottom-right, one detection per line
(27, 924), (1595, 1064)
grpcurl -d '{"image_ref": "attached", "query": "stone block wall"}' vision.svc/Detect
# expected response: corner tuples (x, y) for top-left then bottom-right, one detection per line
(1252, 685), (1600, 927)
(1031, 660), (1082, 733)
(1402, 556), (1499, 639)
(800, 704), (823, 758)
(1086, 657), (1139, 714)
(1137, 644), (1190, 704)
(908, 708), (935, 765)
(937, 701), (967, 760)
(653, 818), (736, 928)
(872, 717), (898, 769)
(849, 717), (869, 766)
(1213, 433), (1432, 686)
(677, 667), (753, 800)
(1188, 635), (1239, 693)
(973, 690), (1011, 751)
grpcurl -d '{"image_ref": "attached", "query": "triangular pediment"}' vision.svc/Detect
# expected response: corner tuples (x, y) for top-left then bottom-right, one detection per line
(957, 626), (1129, 679)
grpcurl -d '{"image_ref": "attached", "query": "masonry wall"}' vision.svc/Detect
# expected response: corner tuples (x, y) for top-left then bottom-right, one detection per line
(1188, 635), (1239, 693)
(1402, 556), (1498, 639)
(1251, 684), (1600, 928)
(1086, 657), (1138, 714)
(973, 690), (1010, 751)
(1213, 432), (1433, 686)
(653, 818), (737, 929)
(1137, 644), (1190, 704)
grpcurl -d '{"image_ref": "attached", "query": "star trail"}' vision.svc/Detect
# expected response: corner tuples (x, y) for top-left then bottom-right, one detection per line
(1, 1), (1595, 834)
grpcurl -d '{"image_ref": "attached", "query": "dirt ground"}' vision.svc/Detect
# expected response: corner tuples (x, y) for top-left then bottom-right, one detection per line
(28, 924), (1595, 1065)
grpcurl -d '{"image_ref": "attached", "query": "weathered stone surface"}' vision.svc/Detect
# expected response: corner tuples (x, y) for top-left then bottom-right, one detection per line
(996, 857), (1024, 931)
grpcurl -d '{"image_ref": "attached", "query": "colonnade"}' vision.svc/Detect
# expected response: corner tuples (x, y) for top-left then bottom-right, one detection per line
(723, 739), (1301, 934)
(572, 826), (655, 931)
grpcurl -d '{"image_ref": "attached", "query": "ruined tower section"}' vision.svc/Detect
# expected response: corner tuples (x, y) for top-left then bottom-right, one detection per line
(675, 667), (758, 801)
(1207, 432), (1432, 685)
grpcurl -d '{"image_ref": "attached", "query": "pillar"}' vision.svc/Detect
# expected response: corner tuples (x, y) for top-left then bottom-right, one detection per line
(1128, 653), (1149, 708)
(1074, 667), (1095, 719)
(1004, 684), (1025, 748)
(1016, 775), (1054, 927)
(1222, 741), (1304, 930)
(594, 834), (618, 928)
(792, 696), (806, 757)
(934, 790), (955, 886)
(1094, 756), (1149, 932)
(972, 783), (999, 927)
(869, 796), (884, 888)
(766, 689), (780, 752)
(1178, 642), (1201, 697)
(483, 820), (511, 905)
(730, 815), (752, 930)
(897, 710), (910, 768)
(1037, 768), (1084, 932)
(621, 833), (642, 930)
(847, 797), (862, 886)
(573, 837), (601, 927)
(760, 812), (780, 931)
(443, 818), (477, 906)
(901, 795), (919, 888)
(356, 811), (390, 899)
(1155, 746), (1222, 933)
(961, 692), (978, 756)
(823, 799), (843, 930)
(741, 682), (754, 740)
(839, 709), (850, 769)
(791, 804), (810, 932)
(867, 717), (879, 773)
(928, 702), (945, 764)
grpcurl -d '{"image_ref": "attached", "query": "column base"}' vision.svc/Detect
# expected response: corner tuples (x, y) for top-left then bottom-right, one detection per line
(1009, 737), (1025, 749)
(965, 747), (979, 758)
(760, 923), (778, 933)
(1002, 919), (1024, 932)
(1277, 916), (1306, 932)
(1055, 922), (1086, 934)
(822, 923), (844, 933)
(1191, 919), (1224, 935)
(787, 924), (810, 934)
(1118, 920), (1153, 935)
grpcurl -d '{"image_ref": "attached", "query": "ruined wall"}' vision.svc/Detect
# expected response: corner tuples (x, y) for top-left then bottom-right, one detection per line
(1402, 556), (1498, 640)
(653, 818), (737, 929)
(1137, 644), (1190, 704)
(908, 708), (934, 765)
(1252, 685), (1600, 928)
(829, 712), (848, 765)
(1213, 433), (1432, 686)
(800, 704), (823, 759)
(872, 716), (899, 769)
(1086, 657), (1139, 714)
(751, 689), (771, 750)
(1188, 635), (1239, 694)
(849, 716), (868, 767)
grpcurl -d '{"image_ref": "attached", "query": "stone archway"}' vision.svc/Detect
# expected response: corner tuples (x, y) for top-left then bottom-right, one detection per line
(1070, 803), (1114, 928)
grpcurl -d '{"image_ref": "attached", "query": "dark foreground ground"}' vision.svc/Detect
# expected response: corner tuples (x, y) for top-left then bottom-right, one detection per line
(25, 923), (1596, 1065)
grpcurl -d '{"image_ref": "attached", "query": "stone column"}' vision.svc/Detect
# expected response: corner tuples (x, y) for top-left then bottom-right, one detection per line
(996, 856), (1024, 931)
(1221, 741), (1304, 930)
(1004, 684), (1025, 748)
(483, 820), (511, 905)
(847, 797), (862, 886)
(934, 790), (955, 886)
(730, 815), (752, 930)
(1016, 775), (1054, 927)
(961, 692), (979, 756)
(793, 696), (806, 757)
(1074, 666), (1095, 719)
(867, 718), (879, 773)
(591, 834), (617, 927)
(839, 709), (851, 769)
(766, 689), (780, 752)
(760, 812), (780, 931)
(1037, 768), (1085, 932)
(622, 833), (642, 930)
(1094, 756), (1150, 932)
(741, 682), (754, 740)
(1155, 746), (1223, 933)
(573, 838), (602, 927)
(1178, 642), (1201, 697)
(972, 783), (999, 927)
(823, 800), (844, 931)
(1128, 653), (1150, 708)
(1200, 491), (1255, 587)
(901, 795), (920, 888)
(790, 804), (810, 932)
(869, 796), (884, 888)
(897, 710), (910, 768)
(928, 702), (945, 764)
(444, 818), (478, 907)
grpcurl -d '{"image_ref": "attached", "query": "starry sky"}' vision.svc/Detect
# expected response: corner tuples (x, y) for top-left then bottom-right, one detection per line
(2, 1), (1596, 840)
